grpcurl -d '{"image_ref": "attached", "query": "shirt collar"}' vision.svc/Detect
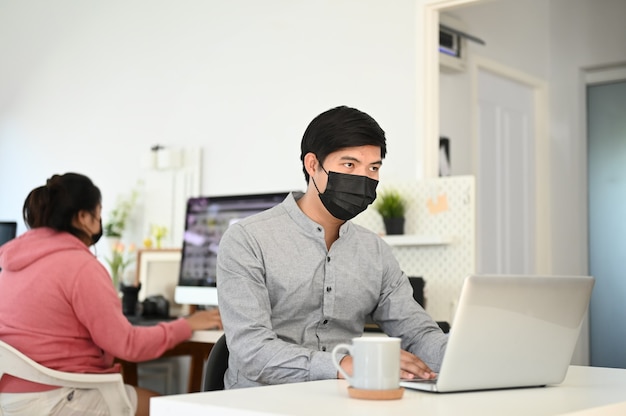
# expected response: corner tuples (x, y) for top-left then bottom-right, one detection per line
(283, 192), (352, 238)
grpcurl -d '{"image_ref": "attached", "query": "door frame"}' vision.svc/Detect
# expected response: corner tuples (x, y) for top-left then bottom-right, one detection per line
(417, 0), (480, 179)
(418, 0), (551, 273)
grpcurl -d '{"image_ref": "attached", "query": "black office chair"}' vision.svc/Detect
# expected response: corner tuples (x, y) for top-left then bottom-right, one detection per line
(202, 334), (229, 391)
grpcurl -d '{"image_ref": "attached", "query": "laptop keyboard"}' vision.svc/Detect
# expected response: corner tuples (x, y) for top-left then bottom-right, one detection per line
(401, 377), (438, 384)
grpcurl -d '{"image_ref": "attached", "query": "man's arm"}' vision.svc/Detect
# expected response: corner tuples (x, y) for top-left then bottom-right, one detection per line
(372, 243), (448, 372)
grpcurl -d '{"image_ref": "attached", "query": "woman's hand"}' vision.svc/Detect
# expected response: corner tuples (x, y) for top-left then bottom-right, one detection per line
(185, 308), (223, 331)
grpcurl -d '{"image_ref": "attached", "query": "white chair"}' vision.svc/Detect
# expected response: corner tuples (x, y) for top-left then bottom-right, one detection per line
(0, 340), (133, 415)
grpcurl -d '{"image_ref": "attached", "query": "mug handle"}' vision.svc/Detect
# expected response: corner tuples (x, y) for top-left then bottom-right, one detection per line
(331, 343), (353, 383)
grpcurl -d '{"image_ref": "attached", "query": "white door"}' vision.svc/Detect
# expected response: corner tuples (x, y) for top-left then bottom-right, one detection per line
(476, 68), (536, 275)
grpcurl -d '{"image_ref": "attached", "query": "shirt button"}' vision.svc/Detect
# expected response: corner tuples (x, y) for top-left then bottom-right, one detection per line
(322, 346), (327, 351)
(317, 227), (322, 232)
(323, 319), (328, 325)
(326, 286), (332, 292)
(327, 256), (331, 262)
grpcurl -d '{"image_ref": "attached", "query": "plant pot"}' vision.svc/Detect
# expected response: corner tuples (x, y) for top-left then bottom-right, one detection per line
(383, 217), (405, 235)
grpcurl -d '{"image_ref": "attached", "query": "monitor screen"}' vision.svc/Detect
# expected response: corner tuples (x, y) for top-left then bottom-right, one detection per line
(174, 192), (290, 306)
(0, 222), (17, 247)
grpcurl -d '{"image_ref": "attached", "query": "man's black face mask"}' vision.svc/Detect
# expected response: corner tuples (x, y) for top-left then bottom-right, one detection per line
(314, 168), (378, 221)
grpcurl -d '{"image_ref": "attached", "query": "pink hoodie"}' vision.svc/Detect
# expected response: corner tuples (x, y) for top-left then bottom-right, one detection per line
(0, 228), (192, 392)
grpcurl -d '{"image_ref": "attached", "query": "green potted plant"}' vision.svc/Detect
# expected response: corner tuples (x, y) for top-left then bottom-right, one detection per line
(374, 189), (406, 235)
(103, 189), (138, 239)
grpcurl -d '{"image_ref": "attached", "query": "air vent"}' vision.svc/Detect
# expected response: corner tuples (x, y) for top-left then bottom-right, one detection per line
(439, 14), (485, 73)
(439, 27), (461, 58)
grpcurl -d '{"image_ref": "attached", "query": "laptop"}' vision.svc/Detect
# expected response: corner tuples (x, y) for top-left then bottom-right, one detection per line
(400, 274), (594, 393)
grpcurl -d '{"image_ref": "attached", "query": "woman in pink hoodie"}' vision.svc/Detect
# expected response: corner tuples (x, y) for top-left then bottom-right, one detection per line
(0, 173), (222, 416)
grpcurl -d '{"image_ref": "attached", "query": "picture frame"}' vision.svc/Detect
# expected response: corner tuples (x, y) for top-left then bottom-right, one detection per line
(135, 249), (182, 309)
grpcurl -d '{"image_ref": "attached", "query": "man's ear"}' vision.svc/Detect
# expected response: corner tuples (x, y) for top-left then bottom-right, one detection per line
(303, 152), (319, 178)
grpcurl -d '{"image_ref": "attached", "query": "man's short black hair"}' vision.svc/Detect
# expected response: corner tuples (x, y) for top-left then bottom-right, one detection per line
(300, 105), (387, 183)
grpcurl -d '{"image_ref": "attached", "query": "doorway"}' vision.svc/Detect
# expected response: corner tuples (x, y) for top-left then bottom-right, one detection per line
(423, 0), (551, 275)
(587, 74), (626, 368)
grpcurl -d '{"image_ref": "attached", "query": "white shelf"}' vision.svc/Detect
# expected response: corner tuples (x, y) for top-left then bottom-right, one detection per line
(381, 234), (451, 247)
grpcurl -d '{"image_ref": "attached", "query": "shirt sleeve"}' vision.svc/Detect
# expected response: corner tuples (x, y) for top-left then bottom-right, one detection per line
(372, 242), (448, 372)
(217, 223), (339, 385)
(71, 258), (192, 363)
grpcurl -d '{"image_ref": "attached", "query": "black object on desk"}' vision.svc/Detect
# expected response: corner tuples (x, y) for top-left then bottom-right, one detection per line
(364, 276), (450, 333)
(125, 294), (177, 326)
(121, 284), (141, 316)
(142, 295), (170, 318)
(126, 315), (177, 326)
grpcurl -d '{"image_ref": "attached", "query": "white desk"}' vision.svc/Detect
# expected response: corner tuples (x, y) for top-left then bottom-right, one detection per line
(189, 329), (223, 343)
(151, 366), (626, 416)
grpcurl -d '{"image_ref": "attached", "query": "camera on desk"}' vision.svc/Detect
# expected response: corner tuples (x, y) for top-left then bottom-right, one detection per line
(142, 295), (170, 318)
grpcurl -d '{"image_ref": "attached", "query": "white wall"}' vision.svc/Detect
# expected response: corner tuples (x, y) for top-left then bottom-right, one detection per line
(0, 0), (420, 241)
(3, 0), (625, 286)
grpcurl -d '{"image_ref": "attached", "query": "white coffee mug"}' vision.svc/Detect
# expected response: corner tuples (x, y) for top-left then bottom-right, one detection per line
(331, 337), (401, 390)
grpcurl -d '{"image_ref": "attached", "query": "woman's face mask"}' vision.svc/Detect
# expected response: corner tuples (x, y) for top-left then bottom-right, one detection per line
(91, 219), (103, 245)
(313, 167), (378, 221)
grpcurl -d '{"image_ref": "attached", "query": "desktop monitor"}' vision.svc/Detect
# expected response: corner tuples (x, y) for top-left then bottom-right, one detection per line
(0, 221), (17, 247)
(174, 192), (290, 306)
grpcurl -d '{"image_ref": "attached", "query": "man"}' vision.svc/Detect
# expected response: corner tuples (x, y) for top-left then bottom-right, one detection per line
(217, 105), (447, 389)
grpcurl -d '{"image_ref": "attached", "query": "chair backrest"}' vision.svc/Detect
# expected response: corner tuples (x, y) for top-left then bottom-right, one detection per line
(202, 334), (229, 391)
(0, 340), (133, 415)
(408, 276), (425, 307)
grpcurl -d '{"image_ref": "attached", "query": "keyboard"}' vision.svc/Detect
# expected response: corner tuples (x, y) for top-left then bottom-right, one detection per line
(126, 315), (178, 326)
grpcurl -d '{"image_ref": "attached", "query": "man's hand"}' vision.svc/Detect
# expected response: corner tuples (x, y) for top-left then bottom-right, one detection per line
(337, 349), (436, 380)
(399, 349), (437, 380)
(337, 355), (353, 379)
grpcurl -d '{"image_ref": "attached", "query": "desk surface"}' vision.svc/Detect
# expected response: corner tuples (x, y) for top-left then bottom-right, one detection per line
(151, 365), (626, 416)
(189, 329), (223, 343)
